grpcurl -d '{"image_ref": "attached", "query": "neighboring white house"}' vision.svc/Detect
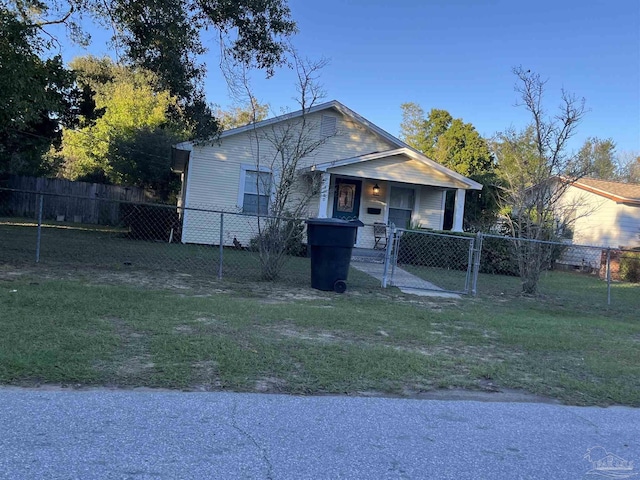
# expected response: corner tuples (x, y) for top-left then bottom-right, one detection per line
(171, 100), (482, 248)
(554, 177), (640, 271)
(558, 177), (640, 248)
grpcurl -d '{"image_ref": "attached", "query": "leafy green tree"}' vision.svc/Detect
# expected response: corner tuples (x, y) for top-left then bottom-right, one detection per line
(399, 103), (497, 231)
(0, 7), (77, 176)
(214, 101), (270, 130)
(58, 57), (186, 198)
(8, 0), (297, 139)
(574, 137), (617, 180)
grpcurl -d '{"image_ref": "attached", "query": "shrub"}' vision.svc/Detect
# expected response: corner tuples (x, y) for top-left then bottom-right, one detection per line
(620, 251), (640, 283)
(479, 236), (520, 276)
(396, 229), (565, 277)
(248, 217), (307, 257)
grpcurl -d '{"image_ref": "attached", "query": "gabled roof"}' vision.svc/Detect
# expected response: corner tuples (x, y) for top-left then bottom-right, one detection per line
(173, 100), (482, 190)
(571, 177), (640, 205)
(175, 100), (412, 151)
(311, 148), (483, 190)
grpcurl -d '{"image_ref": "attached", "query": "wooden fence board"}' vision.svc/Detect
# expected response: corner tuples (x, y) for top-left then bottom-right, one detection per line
(3, 175), (151, 225)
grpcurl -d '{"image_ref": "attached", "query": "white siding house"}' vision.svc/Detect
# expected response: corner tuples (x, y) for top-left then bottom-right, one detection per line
(554, 178), (640, 271)
(559, 178), (640, 248)
(171, 100), (482, 248)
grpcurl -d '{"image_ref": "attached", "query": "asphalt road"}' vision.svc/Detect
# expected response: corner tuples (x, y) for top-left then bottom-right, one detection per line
(0, 388), (637, 479)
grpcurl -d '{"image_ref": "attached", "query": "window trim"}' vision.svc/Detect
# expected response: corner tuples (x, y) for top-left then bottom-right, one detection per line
(320, 115), (337, 138)
(238, 164), (273, 214)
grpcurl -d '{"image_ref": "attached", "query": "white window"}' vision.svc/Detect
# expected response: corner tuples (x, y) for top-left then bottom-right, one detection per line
(239, 166), (272, 215)
(388, 186), (415, 229)
(390, 186), (415, 210)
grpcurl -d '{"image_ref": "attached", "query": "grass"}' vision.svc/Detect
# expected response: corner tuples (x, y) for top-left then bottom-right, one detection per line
(1, 266), (639, 406)
(0, 218), (380, 289)
(402, 262), (638, 309)
(1, 217), (639, 406)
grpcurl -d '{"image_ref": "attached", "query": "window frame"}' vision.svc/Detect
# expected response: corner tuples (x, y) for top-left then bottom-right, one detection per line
(238, 164), (273, 215)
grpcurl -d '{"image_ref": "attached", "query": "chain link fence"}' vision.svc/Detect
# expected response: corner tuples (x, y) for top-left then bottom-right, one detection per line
(0, 188), (382, 291)
(387, 229), (475, 294)
(1, 187), (638, 304)
(383, 226), (638, 305)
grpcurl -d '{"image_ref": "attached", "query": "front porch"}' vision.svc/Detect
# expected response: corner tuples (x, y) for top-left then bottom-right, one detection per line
(307, 147), (480, 249)
(314, 173), (468, 249)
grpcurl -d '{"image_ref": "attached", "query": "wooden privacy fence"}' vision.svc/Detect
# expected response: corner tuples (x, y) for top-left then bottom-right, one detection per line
(2, 175), (149, 225)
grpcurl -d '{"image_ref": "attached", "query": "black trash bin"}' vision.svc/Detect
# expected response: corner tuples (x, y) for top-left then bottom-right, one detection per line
(306, 218), (364, 293)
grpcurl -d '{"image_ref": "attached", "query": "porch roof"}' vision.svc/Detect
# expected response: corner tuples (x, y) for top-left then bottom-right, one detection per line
(309, 148), (483, 190)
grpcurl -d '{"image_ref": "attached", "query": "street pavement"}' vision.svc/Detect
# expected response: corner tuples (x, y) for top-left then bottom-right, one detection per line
(0, 387), (638, 479)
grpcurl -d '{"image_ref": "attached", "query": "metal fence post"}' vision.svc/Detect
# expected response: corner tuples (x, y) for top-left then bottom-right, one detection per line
(390, 225), (399, 283)
(606, 247), (611, 306)
(471, 232), (483, 297)
(218, 213), (224, 280)
(35, 194), (43, 263)
(381, 225), (395, 288)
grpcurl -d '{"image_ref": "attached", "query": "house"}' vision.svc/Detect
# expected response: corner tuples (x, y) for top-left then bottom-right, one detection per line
(554, 177), (640, 273)
(171, 100), (482, 248)
(557, 177), (640, 248)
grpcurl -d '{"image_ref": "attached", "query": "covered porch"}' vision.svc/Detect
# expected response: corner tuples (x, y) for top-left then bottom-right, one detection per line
(308, 148), (482, 249)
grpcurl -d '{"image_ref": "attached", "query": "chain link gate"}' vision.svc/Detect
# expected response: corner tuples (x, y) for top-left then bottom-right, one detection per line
(382, 228), (478, 295)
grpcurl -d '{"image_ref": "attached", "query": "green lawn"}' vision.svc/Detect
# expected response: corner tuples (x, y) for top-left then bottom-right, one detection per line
(402, 261), (637, 309)
(2, 217), (639, 406)
(0, 218), (380, 290)
(1, 266), (639, 406)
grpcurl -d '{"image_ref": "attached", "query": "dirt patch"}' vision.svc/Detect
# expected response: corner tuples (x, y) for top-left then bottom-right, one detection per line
(259, 325), (344, 343)
(173, 325), (195, 334)
(191, 360), (222, 391)
(195, 317), (221, 326)
(99, 316), (154, 377)
(255, 376), (288, 393)
(116, 356), (155, 376)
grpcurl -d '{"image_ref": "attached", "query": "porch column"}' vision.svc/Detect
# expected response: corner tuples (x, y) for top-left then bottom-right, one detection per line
(318, 173), (331, 218)
(452, 188), (466, 232)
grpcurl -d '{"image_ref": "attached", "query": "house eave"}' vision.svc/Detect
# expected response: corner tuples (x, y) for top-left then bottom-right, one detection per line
(311, 148), (483, 190)
(171, 147), (191, 173)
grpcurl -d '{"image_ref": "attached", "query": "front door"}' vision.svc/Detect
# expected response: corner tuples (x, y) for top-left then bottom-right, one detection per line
(332, 178), (362, 221)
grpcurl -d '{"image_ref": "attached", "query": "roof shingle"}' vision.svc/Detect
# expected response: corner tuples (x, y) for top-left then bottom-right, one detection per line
(573, 178), (640, 203)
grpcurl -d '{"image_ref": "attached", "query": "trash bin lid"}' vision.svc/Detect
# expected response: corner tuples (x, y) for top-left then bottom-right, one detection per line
(306, 217), (364, 227)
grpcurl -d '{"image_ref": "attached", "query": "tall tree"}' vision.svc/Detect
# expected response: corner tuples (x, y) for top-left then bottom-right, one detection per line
(58, 57), (186, 198)
(213, 101), (270, 130)
(496, 67), (588, 294)
(8, 0), (297, 139)
(0, 7), (77, 176)
(575, 137), (617, 180)
(399, 103), (497, 231)
(617, 151), (640, 183)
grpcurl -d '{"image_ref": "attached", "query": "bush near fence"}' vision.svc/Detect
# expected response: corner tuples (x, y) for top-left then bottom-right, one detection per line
(620, 252), (640, 283)
(397, 229), (570, 277)
(599, 249), (640, 283)
(247, 217), (308, 257)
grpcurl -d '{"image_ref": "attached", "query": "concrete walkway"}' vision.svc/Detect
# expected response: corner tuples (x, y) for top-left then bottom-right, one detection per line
(351, 259), (461, 298)
(0, 388), (638, 479)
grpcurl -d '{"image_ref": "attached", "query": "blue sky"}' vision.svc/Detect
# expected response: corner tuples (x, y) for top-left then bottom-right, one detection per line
(59, 0), (639, 154)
